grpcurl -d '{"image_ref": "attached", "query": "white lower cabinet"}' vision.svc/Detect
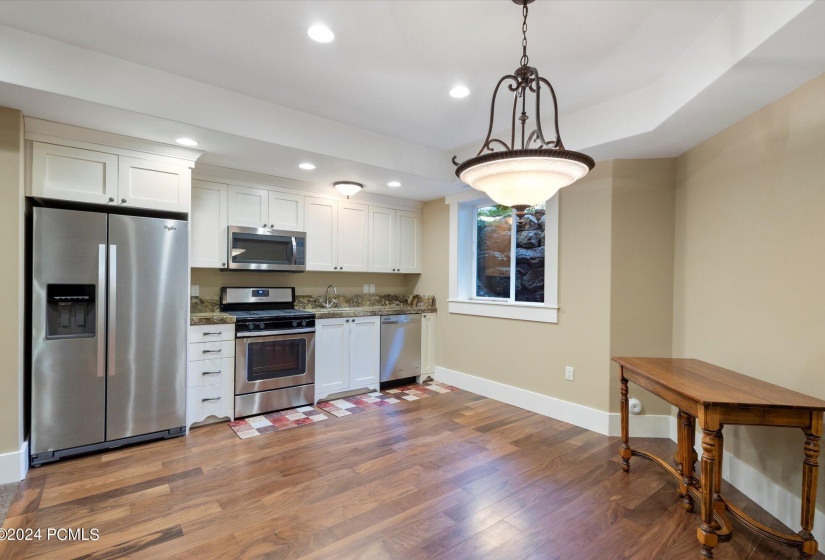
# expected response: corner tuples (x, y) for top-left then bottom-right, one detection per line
(187, 325), (235, 429)
(421, 313), (436, 375)
(315, 316), (380, 402)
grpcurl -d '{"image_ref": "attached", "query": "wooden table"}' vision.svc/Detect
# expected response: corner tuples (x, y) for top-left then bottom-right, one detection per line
(614, 357), (825, 559)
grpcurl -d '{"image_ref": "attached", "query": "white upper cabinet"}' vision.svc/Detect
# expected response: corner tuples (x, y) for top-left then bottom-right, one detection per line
(368, 207), (422, 273)
(268, 191), (304, 231)
(227, 185), (269, 229)
(368, 206), (396, 273)
(396, 210), (422, 273)
(304, 197), (338, 271)
(29, 132), (196, 214)
(118, 156), (191, 213)
(337, 202), (369, 272)
(190, 180), (228, 269)
(227, 186), (304, 232)
(31, 143), (118, 206)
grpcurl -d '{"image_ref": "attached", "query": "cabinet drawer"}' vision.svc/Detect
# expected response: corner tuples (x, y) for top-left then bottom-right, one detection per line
(187, 382), (234, 416)
(188, 340), (235, 362)
(189, 324), (235, 342)
(187, 357), (235, 388)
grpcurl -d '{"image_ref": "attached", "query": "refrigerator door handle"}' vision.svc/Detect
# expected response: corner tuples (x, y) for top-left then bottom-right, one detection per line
(97, 244), (106, 377)
(108, 244), (117, 377)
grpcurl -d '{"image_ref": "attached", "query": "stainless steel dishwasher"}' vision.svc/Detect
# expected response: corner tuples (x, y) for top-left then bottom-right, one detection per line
(380, 314), (422, 382)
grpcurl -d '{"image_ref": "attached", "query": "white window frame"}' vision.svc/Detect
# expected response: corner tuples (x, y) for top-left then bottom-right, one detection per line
(446, 190), (559, 323)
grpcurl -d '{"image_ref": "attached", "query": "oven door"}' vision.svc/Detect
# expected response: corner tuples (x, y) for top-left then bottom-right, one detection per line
(235, 330), (315, 395)
(228, 226), (306, 271)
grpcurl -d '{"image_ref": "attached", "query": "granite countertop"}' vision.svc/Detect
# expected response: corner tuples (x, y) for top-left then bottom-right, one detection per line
(189, 294), (436, 325)
(310, 305), (437, 320)
(190, 312), (236, 326)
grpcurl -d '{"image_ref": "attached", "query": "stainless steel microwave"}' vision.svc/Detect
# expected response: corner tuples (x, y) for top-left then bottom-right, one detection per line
(227, 226), (306, 272)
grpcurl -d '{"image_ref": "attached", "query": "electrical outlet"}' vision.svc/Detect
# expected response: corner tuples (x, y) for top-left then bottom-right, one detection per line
(565, 366), (574, 381)
(363, 283), (370, 293)
(369, 284), (376, 293)
(191, 285), (200, 297)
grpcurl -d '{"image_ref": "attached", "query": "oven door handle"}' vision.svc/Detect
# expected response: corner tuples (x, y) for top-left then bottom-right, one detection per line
(236, 328), (316, 338)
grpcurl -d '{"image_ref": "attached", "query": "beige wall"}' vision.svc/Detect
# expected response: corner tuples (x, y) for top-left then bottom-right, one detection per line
(0, 107), (24, 455)
(609, 159), (676, 414)
(191, 269), (419, 299)
(417, 162), (616, 412)
(674, 72), (825, 511)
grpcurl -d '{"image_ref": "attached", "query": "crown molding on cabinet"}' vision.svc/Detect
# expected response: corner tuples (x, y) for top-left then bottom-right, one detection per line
(24, 117), (203, 166)
(194, 163), (423, 211)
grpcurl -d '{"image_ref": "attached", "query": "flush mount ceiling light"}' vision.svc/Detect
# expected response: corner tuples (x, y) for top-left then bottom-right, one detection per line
(387, 181), (401, 187)
(333, 181), (363, 198)
(308, 24), (334, 43)
(453, 0), (594, 213)
(449, 85), (470, 99)
(175, 137), (198, 147)
(298, 162), (316, 170)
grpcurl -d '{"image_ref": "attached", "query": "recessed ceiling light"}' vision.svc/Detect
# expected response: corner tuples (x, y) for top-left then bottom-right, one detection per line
(387, 181), (401, 187)
(299, 162), (316, 170)
(175, 137), (198, 147)
(308, 24), (334, 44)
(449, 86), (470, 99)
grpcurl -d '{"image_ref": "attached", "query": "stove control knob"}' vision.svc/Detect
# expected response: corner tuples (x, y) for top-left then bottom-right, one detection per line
(247, 322), (256, 329)
(292, 321), (298, 327)
(301, 320), (308, 326)
(258, 322), (266, 329)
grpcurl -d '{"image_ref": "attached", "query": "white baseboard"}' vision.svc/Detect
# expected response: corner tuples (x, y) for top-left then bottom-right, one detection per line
(671, 427), (825, 544)
(433, 366), (670, 437)
(0, 440), (28, 484)
(436, 366), (824, 544)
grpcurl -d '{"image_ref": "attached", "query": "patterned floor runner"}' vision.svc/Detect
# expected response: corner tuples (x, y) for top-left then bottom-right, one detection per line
(227, 382), (460, 438)
(317, 382), (459, 417)
(228, 406), (329, 439)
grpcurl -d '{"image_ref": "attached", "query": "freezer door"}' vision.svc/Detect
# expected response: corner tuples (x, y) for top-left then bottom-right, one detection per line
(31, 208), (108, 455)
(106, 215), (188, 440)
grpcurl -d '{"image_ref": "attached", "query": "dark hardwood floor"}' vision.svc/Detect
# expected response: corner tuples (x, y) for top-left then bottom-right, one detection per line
(1, 389), (821, 559)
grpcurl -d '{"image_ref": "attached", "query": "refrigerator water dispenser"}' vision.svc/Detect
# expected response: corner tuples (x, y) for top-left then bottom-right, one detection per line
(46, 284), (95, 339)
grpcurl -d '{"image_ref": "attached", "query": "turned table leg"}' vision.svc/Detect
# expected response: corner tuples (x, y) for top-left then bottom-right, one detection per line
(800, 412), (822, 559)
(712, 428), (725, 530)
(678, 410), (696, 512)
(697, 415), (720, 559)
(620, 373), (632, 473)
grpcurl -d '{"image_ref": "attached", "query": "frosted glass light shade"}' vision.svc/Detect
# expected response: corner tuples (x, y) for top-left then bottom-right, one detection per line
(459, 156), (591, 207)
(333, 181), (363, 197)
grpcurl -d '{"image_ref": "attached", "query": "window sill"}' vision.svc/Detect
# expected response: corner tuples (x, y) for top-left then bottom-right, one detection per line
(447, 299), (558, 323)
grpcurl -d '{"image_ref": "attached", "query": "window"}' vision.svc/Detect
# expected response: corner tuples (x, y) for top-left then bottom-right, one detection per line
(447, 192), (559, 323)
(475, 203), (546, 303)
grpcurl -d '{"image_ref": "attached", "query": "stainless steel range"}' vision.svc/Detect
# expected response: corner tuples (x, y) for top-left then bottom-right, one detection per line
(221, 287), (315, 417)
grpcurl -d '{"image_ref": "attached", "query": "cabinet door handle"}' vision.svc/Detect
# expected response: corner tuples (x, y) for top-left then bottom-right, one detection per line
(202, 397), (222, 402)
(340, 266), (343, 270)
(334, 266), (338, 270)
(121, 198), (127, 204)
(203, 349), (222, 354)
(108, 197), (115, 203)
(263, 223), (268, 228)
(202, 371), (222, 375)
(202, 332), (222, 336)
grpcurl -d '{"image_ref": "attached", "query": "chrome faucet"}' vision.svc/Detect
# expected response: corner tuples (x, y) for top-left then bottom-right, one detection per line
(323, 285), (337, 309)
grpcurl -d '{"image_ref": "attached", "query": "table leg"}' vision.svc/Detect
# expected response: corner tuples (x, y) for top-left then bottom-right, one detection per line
(698, 427), (719, 559)
(712, 428), (725, 530)
(800, 412), (822, 559)
(620, 374), (631, 473)
(678, 411), (696, 512)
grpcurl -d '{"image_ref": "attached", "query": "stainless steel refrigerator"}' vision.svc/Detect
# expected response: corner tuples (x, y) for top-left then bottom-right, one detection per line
(31, 207), (188, 465)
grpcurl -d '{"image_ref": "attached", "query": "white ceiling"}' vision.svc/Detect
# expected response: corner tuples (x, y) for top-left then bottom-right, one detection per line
(0, 0), (823, 201)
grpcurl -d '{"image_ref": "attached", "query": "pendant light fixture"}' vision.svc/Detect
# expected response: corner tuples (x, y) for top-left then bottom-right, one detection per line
(333, 181), (363, 198)
(453, 0), (594, 214)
